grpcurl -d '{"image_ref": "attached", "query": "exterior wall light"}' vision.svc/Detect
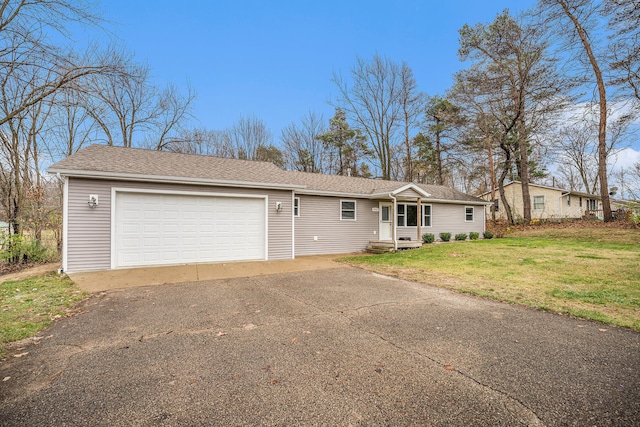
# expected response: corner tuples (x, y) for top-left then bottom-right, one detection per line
(275, 201), (282, 212)
(88, 195), (98, 208)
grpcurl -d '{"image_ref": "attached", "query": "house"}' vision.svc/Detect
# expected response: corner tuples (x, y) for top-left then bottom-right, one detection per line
(48, 145), (490, 273)
(478, 181), (602, 221)
(0, 221), (8, 236)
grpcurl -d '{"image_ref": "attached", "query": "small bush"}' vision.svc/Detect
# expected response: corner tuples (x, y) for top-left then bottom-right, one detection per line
(483, 231), (494, 239)
(469, 232), (480, 240)
(0, 234), (56, 264)
(439, 232), (451, 242)
(455, 233), (467, 241)
(422, 233), (435, 244)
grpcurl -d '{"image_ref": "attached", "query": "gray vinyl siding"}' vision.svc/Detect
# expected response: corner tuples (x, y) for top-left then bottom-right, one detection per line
(66, 177), (293, 272)
(396, 203), (485, 241)
(294, 195), (378, 255)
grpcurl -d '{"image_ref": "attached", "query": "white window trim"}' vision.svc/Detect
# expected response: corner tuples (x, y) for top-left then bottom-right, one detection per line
(465, 206), (474, 222)
(533, 195), (545, 211)
(397, 202), (432, 227)
(340, 199), (357, 221)
(294, 197), (300, 217)
(422, 204), (433, 227)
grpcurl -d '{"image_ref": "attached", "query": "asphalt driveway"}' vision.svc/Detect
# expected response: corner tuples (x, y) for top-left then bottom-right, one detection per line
(1, 266), (639, 426)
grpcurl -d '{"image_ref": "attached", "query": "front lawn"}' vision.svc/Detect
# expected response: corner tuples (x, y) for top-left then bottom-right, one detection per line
(0, 273), (87, 357)
(341, 228), (640, 330)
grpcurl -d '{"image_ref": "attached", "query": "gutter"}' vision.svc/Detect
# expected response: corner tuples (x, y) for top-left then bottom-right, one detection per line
(47, 169), (305, 191)
(389, 193), (398, 251)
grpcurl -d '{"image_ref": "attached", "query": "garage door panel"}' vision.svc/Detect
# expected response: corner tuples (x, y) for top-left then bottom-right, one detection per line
(115, 192), (265, 268)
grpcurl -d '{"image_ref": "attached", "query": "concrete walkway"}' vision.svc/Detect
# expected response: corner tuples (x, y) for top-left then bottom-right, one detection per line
(69, 254), (346, 292)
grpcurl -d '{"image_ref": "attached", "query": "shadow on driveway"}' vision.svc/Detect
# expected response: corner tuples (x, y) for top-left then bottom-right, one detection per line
(1, 267), (639, 426)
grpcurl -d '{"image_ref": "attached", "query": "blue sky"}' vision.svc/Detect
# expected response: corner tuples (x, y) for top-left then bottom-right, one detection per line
(97, 0), (539, 137)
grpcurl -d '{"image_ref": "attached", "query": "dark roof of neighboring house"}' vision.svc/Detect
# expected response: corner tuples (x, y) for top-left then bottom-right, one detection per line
(48, 145), (485, 204)
(477, 181), (601, 199)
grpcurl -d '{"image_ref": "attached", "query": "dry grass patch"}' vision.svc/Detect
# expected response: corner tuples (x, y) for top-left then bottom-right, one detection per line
(341, 228), (640, 330)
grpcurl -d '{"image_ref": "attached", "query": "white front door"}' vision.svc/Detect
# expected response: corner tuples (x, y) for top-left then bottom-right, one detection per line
(379, 202), (393, 241)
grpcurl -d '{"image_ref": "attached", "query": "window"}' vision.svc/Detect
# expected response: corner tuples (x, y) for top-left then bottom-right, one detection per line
(397, 203), (431, 227)
(381, 205), (390, 222)
(397, 204), (405, 226)
(493, 199), (499, 212)
(567, 194), (571, 206)
(579, 197), (582, 207)
(406, 205), (418, 226)
(533, 195), (545, 210)
(465, 206), (474, 222)
(340, 200), (356, 220)
(294, 197), (300, 217)
(422, 205), (432, 227)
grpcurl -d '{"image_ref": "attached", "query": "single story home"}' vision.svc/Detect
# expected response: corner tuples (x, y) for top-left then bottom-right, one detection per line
(478, 181), (602, 221)
(48, 145), (490, 273)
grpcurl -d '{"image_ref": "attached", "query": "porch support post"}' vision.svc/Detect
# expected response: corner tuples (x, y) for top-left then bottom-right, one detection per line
(416, 197), (421, 242)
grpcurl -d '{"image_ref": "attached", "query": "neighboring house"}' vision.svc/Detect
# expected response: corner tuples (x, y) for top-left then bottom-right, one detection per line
(0, 221), (8, 236)
(478, 181), (602, 221)
(48, 145), (490, 273)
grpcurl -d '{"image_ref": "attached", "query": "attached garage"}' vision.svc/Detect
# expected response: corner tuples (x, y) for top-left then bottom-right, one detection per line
(113, 190), (267, 268)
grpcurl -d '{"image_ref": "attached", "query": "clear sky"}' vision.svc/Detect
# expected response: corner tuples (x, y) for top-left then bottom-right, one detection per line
(96, 0), (539, 136)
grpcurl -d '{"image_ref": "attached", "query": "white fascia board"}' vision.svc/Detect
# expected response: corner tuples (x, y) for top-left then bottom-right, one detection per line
(426, 198), (493, 206)
(294, 189), (375, 198)
(390, 183), (431, 198)
(47, 169), (305, 191)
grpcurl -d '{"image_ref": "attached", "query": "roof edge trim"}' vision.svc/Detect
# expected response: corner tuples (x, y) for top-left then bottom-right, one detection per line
(47, 169), (306, 191)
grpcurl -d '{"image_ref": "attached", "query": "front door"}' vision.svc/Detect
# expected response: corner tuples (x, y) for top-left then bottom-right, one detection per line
(379, 202), (392, 241)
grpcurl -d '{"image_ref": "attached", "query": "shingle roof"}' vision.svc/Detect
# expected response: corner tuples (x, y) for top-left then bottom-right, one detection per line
(48, 145), (485, 204)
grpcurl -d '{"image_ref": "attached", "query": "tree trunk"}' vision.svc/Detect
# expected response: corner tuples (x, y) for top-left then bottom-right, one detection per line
(485, 130), (497, 221)
(498, 139), (515, 225)
(558, 0), (612, 221)
(517, 116), (531, 222)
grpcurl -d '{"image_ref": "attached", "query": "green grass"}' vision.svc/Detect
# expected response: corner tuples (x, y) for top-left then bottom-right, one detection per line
(341, 228), (640, 331)
(0, 273), (87, 357)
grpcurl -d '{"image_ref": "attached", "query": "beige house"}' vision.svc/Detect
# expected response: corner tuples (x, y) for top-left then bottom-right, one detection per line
(478, 181), (602, 221)
(49, 145), (490, 273)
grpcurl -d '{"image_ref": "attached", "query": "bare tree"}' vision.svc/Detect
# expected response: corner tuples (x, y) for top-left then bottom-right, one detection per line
(604, 0), (640, 103)
(332, 55), (405, 179)
(399, 64), (424, 181)
(83, 62), (155, 147)
(223, 115), (273, 160)
(149, 83), (196, 151)
(538, 0), (614, 220)
(280, 112), (327, 173)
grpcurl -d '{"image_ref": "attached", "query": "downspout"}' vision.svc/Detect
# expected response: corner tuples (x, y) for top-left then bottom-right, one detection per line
(389, 193), (398, 251)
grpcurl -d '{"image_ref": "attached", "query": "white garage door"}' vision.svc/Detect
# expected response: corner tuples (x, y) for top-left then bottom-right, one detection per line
(115, 192), (266, 268)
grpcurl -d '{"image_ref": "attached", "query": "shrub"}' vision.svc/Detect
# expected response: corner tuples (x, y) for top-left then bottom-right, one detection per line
(0, 233), (56, 264)
(422, 233), (435, 244)
(454, 233), (467, 241)
(439, 232), (451, 242)
(483, 231), (494, 239)
(469, 231), (479, 240)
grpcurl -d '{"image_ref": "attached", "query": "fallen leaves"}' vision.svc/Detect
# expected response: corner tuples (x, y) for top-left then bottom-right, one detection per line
(13, 352), (28, 358)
